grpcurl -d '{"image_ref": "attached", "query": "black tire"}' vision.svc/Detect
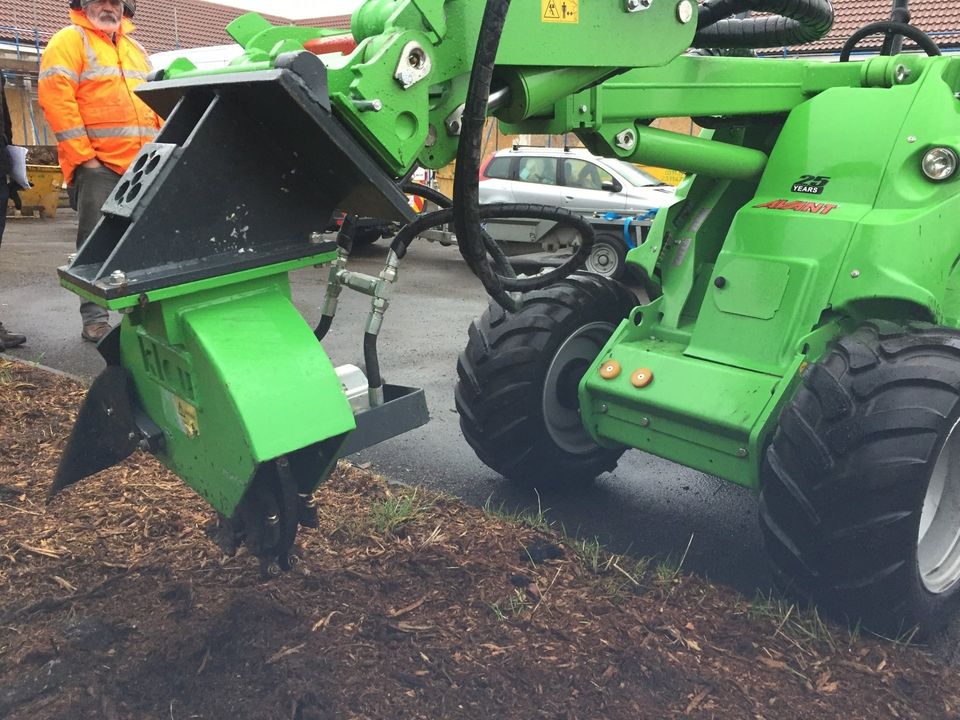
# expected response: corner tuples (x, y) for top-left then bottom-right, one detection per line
(583, 232), (628, 280)
(455, 273), (636, 487)
(760, 321), (960, 637)
(350, 227), (384, 246)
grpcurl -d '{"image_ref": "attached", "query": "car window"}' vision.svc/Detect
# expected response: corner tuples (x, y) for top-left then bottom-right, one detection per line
(606, 158), (661, 187)
(485, 156), (512, 180)
(562, 159), (614, 191)
(517, 157), (558, 186)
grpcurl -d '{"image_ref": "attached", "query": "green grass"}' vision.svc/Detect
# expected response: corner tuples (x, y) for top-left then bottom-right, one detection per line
(748, 590), (839, 652)
(484, 495), (662, 603)
(489, 589), (532, 621)
(564, 531), (652, 601)
(482, 490), (553, 532)
(572, 536), (604, 574)
(368, 488), (433, 535)
(653, 534), (694, 588)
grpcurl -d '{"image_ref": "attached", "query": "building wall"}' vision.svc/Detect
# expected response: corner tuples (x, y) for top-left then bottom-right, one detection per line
(0, 48), (53, 147)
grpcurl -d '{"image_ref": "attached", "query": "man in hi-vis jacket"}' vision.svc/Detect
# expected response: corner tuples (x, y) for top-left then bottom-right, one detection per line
(39, 0), (162, 343)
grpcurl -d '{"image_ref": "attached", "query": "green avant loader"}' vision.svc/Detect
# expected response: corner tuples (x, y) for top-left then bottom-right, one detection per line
(50, 0), (960, 635)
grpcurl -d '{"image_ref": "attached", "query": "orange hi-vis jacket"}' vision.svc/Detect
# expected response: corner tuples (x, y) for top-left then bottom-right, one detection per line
(39, 10), (162, 185)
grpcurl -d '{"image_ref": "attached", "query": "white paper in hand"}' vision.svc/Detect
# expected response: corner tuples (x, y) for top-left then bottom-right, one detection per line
(6, 145), (30, 189)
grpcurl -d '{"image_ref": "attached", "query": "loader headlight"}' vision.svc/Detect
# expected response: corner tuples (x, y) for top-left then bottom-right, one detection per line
(921, 147), (959, 182)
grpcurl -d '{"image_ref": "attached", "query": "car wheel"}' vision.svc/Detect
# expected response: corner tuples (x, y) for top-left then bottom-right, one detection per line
(583, 232), (627, 280)
(351, 228), (383, 246)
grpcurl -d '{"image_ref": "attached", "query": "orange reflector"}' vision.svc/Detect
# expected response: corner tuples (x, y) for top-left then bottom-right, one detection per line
(631, 368), (654, 388)
(408, 194), (425, 213)
(599, 360), (621, 380)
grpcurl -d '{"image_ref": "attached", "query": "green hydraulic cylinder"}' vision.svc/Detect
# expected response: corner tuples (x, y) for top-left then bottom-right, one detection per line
(496, 67), (617, 125)
(621, 124), (769, 181)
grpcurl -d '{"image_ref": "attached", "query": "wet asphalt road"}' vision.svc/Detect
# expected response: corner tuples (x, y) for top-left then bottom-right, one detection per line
(0, 213), (766, 596)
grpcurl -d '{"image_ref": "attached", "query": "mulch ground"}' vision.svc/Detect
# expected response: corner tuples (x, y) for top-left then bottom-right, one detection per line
(2, 357), (960, 719)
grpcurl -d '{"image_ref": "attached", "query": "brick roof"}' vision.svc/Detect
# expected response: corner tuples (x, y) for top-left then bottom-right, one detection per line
(0, 1), (351, 53)
(0, 2), (955, 56)
(764, 1), (960, 54)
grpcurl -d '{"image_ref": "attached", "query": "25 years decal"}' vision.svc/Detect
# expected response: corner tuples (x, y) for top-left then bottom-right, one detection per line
(792, 174), (830, 195)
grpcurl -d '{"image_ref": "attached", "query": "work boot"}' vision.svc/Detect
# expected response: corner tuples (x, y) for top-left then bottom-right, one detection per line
(81, 322), (112, 344)
(0, 322), (26, 350)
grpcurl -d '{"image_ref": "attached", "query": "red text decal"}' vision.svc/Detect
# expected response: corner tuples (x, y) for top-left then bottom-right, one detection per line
(754, 199), (839, 215)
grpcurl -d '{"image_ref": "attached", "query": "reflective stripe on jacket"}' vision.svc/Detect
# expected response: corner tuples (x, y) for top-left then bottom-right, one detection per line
(38, 10), (162, 184)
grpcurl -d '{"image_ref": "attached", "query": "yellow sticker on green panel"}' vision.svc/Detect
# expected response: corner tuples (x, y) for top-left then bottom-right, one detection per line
(542, 0), (578, 23)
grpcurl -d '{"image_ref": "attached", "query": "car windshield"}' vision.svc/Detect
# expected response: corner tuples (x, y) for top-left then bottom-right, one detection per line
(605, 159), (664, 187)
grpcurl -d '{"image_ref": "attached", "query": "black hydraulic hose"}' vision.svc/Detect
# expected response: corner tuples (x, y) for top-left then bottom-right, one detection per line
(314, 214), (358, 341)
(398, 182), (515, 277)
(391, 203), (594, 293)
(364, 332), (382, 391)
(400, 181), (452, 209)
(693, 0), (834, 49)
(453, 0), (515, 310)
(452, 0), (596, 312)
(314, 315), (333, 341)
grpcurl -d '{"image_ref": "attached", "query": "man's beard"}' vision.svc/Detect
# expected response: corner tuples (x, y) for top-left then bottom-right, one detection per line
(88, 9), (120, 30)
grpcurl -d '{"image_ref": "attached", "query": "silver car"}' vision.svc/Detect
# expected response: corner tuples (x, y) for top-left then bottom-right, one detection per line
(477, 147), (677, 279)
(479, 146), (676, 215)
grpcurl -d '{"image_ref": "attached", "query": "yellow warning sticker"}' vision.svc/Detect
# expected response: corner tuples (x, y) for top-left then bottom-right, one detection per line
(175, 396), (200, 438)
(542, 0), (578, 23)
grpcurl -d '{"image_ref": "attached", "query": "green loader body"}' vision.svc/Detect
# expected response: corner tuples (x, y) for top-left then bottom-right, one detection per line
(584, 53), (960, 491)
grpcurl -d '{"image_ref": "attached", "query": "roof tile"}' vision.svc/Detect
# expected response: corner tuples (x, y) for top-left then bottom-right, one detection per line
(0, 0), (350, 53)
(0, 2), (955, 57)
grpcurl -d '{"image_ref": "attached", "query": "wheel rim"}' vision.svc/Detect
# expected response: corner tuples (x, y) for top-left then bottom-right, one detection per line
(918, 415), (960, 594)
(542, 321), (613, 454)
(584, 241), (620, 278)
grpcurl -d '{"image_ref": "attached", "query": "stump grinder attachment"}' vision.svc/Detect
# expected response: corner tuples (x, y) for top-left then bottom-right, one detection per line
(51, 50), (428, 574)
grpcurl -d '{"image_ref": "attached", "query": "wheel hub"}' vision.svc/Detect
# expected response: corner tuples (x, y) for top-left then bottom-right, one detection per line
(542, 322), (614, 454)
(918, 415), (960, 594)
(585, 243), (619, 277)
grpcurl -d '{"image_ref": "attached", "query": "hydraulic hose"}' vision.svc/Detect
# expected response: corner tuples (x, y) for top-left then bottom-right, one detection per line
(314, 214), (358, 341)
(391, 203), (595, 293)
(400, 181), (452, 209)
(398, 182), (515, 277)
(315, 314), (333, 341)
(364, 331), (382, 393)
(693, 0), (834, 49)
(452, 0), (597, 312)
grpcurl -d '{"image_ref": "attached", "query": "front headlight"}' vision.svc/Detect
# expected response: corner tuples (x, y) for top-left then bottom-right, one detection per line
(921, 147), (959, 182)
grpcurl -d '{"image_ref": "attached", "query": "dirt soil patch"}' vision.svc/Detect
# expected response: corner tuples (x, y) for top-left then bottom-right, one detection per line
(2, 358), (960, 719)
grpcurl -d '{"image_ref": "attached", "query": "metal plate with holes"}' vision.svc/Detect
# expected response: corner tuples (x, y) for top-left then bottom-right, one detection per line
(101, 143), (179, 220)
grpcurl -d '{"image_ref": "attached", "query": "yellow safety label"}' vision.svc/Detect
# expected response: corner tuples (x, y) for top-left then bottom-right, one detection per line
(175, 396), (200, 438)
(542, 0), (579, 23)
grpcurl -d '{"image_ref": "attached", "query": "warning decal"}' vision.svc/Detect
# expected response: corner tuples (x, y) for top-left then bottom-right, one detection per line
(542, 0), (578, 23)
(174, 396), (200, 438)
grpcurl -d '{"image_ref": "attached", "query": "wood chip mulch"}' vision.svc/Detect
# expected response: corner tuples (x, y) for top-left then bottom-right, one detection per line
(2, 358), (959, 719)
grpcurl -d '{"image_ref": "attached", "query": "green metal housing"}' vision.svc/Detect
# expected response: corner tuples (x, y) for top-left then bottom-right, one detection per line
(579, 54), (960, 491)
